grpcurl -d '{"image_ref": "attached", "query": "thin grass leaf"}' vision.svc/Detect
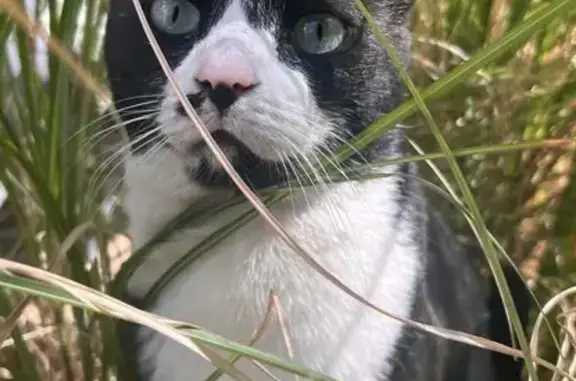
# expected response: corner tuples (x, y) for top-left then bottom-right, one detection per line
(339, 0), (575, 160)
(354, 1), (539, 379)
(0, 268), (337, 381)
(0, 289), (43, 381)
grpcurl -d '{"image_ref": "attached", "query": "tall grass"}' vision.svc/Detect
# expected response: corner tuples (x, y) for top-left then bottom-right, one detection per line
(0, 0), (574, 380)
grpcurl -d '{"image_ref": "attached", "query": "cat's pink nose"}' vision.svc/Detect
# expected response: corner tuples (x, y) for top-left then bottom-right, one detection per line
(195, 44), (257, 92)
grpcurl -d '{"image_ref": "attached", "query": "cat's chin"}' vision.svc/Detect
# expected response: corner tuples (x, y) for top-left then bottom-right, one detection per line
(181, 130), (287, 190)
(186, 163), (287, 190)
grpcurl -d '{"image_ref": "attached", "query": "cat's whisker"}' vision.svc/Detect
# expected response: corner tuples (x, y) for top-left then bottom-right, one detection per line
(110, 93), (165, 104)
(66, 98), (162, 146)
(88, 122), (163, 194)
(84, 110), (160, 150)
(256, 124), (333, 193)
(282, 141), (325, 195)
(309, 149), (335, 188)
(316, 145), (351, 182)
(298, 150), (330, 193)
(282, 151), (313, 209)
(326, 130), (371, 166)
(89, 133), (171, 208)
(286, 146), (346, 228)
(60, 110), (162, 184)
(276, 152), (295, 203)
(89, 124), (156, 186)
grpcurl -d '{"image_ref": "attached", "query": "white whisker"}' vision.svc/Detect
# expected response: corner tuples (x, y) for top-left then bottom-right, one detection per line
(89, 133), (170, 208)
(84, 110), (160, 150)
(66, 98), (162, 145)
(88, 122), (163, 195)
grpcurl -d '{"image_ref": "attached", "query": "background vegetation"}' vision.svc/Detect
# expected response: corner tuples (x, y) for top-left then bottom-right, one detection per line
(0, 0), (574, 380)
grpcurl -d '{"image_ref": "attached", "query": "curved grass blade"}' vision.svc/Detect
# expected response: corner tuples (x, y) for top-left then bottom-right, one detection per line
(111, 196), (248, 298)
(0, 262), (573, 380)
(353, 1), (555, 379)
(0, 270), (336, 381)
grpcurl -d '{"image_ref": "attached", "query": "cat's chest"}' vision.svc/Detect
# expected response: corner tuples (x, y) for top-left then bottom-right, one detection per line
(127, 190), (392, 308)
(132, 209), (422, 381)
(124, 171), (423, 381)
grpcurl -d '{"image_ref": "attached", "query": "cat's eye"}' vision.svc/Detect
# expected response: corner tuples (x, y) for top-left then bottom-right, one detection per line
(293, 14), (347, 55)
(150, 0), (200, 35)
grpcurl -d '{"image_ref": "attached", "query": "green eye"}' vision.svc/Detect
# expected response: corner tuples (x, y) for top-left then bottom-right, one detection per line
(293, 14), (346, 55)
(151, 0), (200, 35)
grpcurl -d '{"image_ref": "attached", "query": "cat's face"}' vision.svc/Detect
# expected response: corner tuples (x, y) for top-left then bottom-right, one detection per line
(105, 0), (413, 189)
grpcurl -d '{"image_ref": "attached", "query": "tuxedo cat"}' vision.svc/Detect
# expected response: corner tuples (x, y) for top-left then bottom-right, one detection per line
(104, 0), (530, 380)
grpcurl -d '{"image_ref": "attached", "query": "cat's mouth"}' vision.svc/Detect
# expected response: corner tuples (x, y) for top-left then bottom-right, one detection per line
(183, 129), (285, 189)
(188, 130), (241, 155)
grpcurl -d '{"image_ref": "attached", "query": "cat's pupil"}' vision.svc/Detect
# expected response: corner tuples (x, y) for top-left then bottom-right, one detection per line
(315, 22), (324, 40)
(171, 5), (180, 23)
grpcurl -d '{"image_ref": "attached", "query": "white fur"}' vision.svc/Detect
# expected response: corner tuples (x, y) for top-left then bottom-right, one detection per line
(125, 149), (421, 381)
(123, 1), (422, 380)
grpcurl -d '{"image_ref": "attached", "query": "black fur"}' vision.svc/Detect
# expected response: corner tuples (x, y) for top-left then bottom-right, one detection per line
(387, 188), (532, 381)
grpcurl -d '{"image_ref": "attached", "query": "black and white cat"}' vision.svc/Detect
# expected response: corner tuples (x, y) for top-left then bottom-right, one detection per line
(104, 0), (530, 380)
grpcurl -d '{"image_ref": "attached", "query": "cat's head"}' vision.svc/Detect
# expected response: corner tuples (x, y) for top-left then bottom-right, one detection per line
(105, 0), (413, 189)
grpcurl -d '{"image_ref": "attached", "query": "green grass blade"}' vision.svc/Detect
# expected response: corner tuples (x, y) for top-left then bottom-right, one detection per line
(0, 272), (337, 381)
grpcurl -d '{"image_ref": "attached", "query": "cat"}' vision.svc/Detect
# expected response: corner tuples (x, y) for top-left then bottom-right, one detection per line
(104, 0), (531, 380)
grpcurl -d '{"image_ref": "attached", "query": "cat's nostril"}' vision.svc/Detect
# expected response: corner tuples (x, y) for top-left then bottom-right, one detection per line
(196, 79), (211, 90)
(195, 78), (256, 94)
(195, 72), (257, 94)
(205, 84), (241, 114)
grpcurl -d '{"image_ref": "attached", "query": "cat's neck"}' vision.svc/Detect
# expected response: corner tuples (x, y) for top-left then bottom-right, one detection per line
(122, 143), (416, 297)
(124, 137), (407, 247)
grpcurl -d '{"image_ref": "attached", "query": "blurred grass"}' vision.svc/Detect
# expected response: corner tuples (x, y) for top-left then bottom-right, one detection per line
(410, 0), (575, 376)
(0, 0), (574, 380)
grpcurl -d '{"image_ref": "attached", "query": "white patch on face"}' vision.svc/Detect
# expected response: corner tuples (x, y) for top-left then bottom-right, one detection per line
(157, 0), (336, 165)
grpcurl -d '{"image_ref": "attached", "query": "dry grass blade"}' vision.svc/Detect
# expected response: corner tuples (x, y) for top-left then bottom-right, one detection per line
(0, 325), (57, 349)
(205, 291), (277, 381)
(0, 222), (94, 343)
(272, 294), (299, 381)
(0, 261), (338, 381)
(530, 287), (576, 381)
(0, 259), (252, 381)
(252, 361), (283, 381)
(1, 255), (575, 380)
